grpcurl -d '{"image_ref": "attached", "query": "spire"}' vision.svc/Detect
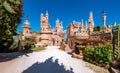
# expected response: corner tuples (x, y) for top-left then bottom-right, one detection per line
(56, 18), (59, 24)
(85, 21), (87, 27)
(60, 21), (63, 29)
(81, 19), (84, 27)
(46, 10), (48, 16)
(73, 20), (75, 24)
(88, 11), (94, 27)
(89, 11), (93, 19)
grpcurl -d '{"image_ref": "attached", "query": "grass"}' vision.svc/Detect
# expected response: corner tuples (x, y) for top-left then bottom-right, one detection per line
(22, 47), (45, 53)
(31, 47), (45, 52)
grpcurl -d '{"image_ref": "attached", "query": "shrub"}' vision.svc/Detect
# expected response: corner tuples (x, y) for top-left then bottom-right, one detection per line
(84, 45), (113, 68)
(23, 38), (35, 50)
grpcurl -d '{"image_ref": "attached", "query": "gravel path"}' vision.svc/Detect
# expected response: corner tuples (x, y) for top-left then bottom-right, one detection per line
(0, 46), (94, 73)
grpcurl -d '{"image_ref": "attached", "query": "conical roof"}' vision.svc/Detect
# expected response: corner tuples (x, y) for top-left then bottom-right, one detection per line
(23, 17), (30, 28)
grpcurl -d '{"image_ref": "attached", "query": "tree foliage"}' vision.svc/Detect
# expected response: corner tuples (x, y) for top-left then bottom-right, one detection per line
(0, 0), (23, 52)
(93, 26), (102, 32)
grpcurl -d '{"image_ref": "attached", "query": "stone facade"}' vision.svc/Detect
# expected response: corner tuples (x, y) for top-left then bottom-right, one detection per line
(66, 11), (112, 55)
(22, 11), (66, 47)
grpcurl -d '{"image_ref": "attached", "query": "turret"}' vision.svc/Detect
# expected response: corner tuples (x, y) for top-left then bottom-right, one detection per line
(46, 10), (48, 20)
(22, 17), (31, 35)
(56, 18), (59, 26)
(81, 19), (84, 28)
(56, 18), (63, 32)
(40, 11), (50, 32)
(102, 11), (106, 27)
(41, 13), (44, 18)
(102, 11), (107, 32)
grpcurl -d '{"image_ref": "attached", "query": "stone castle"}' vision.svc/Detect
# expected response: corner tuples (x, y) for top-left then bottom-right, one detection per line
(22, 11), (119, 56)
(66, 11), (112, 55)
(22, 11), (66, 47)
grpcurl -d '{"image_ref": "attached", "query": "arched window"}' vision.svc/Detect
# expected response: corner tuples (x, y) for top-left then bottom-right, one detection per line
(26, 30), (28, 33)
(39, 38), (41, 42)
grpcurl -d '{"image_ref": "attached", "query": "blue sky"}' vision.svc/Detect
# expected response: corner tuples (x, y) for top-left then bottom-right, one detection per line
(17, 0), (120, 32)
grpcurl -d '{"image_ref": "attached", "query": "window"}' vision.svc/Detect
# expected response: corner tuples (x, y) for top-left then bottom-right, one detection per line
(26, 30), (28, 33)
(39, 38), (41, 42)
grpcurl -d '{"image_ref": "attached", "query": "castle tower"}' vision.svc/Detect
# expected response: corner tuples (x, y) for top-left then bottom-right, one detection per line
(102, 11), (106, 27)
(102, 11), (107, 32)
(46, 10), (48, 22)
(56, 18), (63, 32)
(56, 18), (59, 26)
(81, 19), (84, 28)
(40, 11), (50, 32)
(22, 17), (31, 35)
(68, 23), (74, 36)
(88, 11), (94, 35)
(88, 11), (94, 28)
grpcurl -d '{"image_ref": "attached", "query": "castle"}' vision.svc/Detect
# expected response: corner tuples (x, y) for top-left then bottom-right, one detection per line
(22, 11), (66, 47)
(66, 11), (112, 55)
(22, 11), (119, 56)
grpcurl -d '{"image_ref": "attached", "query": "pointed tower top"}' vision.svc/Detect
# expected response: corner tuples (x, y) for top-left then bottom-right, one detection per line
(88, 11), (94, 27)
(23, 17), (30, 28)
(46, 10), (48, 15)
(56, 18), (59, 26)
(73, 20), (75, 24)
(81, 19), (84, 27)
(56, 18), (59, 23)
(60, 21), (63, 25)
(41, 13), (44, 16)
(89, 11), (93, 19)
(85, 21), (87, 27)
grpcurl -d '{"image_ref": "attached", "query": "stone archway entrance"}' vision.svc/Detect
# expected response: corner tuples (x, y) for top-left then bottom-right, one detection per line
(53, 40), (55, 46)
(51, 39), (55, 46)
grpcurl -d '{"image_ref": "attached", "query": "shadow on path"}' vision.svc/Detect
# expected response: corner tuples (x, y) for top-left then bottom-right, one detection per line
(22, 57), (74, 73)
(0, 49), (33, 62)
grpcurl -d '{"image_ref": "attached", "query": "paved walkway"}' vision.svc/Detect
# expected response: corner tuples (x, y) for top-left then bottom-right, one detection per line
(0, 46), (94, 73)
